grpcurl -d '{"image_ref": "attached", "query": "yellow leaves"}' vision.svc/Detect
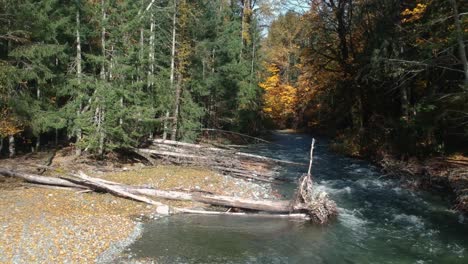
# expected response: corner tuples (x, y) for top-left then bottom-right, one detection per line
(0, 108), (23, 137)
(259, 64), (297, 126)
(402, 3), (428, 23)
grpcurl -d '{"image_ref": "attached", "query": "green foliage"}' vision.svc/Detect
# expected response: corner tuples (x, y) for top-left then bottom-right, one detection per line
(0, 0), (264, 155)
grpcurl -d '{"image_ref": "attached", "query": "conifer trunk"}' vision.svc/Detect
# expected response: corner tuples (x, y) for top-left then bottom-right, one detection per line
(171, 76), (182, 141)
(450, 0), (468, 86)
(163, 111), (170, 140)
(98, 0), (107, 156)
(400, 86), (409, 120)
(35, 136), (40, 152)
(75, 6), (82, 156)
(8, 135), (15, 158)
(55, 128), (59, 146)
(168, 0), (178, 140)
(138, 0), (147, 85)
(148, 12), (155, 88)
(240, 0), (252, 59)
(100, 0), (106, 80)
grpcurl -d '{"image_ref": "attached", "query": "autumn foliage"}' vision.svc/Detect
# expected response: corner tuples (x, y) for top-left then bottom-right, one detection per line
(260, 0), (467, 157)
(0, 108), (22, 137)
(259, 64), (297, 127)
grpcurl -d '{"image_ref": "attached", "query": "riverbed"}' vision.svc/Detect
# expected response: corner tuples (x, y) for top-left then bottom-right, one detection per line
(120, 131), (468, 263)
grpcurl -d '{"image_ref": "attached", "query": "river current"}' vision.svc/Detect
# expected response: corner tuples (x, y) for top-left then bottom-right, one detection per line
(123, 131), (467, 263)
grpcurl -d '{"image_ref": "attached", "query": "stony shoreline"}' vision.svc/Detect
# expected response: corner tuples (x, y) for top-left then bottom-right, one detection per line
(95, 222), (144, 263)
(0, 151), (275, 263)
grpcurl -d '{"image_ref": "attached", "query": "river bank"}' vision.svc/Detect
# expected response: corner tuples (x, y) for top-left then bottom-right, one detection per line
(322, 130), (468, 213)
(0, 148), (274, 263)
(378, 154), (468, 212)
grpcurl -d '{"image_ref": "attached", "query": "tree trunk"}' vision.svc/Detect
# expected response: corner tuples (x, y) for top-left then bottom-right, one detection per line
(36, 135), (40, 152)
(169, 0), (178, 140)
(171, 76), (182, 141)
(400, 86), (409, 120)
(450, 0), (468, 86)
(0, 169), (289, 213)
(70, 172), (166, 207)
(162, 111), (170, 140)
(148, 11), (155, 88)
(250, 34), (256, 83)
(75, 6), (83, 156)
(0, 137), (3, 154)
(0, 169), (335, 222)
(76, 105), (82, 156)
(119, 96), (123, 126)
(98, 108), (105, 156)
(0, 169), (85, 188)
(55, 128), (59, 146)
(100, 0), (106, 80)
(240, 0), (253, 60)
(98, 0), (106, 156)
(8, 135), (15, 158)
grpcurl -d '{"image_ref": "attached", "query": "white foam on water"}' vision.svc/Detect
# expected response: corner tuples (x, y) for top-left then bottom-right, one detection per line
(338, 208), (368, 231)
(314, 183), (352, 196)
(392, 187), (403, 194)
(392, 213), (425, 230)
(342, 186), (352, 194)
(355, 178), (390, 189)
(458, 214), (465, 224)
(447, 243), (465, 258)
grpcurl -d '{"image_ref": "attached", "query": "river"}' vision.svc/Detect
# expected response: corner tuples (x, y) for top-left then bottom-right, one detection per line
(121, 131), (467, 263)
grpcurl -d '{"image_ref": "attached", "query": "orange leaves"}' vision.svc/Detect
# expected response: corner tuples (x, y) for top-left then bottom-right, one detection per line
(259, 64), (297, 126)
(402, 3), (428, 23)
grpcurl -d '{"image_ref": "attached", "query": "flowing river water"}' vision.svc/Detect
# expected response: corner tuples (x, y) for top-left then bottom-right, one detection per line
(122, 131), (467, 263)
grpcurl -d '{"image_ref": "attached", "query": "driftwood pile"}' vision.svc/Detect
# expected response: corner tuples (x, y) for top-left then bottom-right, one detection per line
(0, 139), (337, 223)
(136, 139), (305, 184)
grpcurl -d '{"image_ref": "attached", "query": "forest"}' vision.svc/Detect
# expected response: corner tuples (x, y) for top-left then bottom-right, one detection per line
(0, 1), (467, 262)
(0, 0), (467, 159)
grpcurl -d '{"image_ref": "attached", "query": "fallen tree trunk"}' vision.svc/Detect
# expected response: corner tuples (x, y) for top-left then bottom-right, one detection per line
(175, 208), (309, 220)
(136, 148), (207, 160)
(70, 173), (293, 213)
(0, 169), (290, 213)
(64, 172), (165, 207)
(0, 164), (337, 223)
(141, 139), (307, 184)
(0, 168), (85, 189)
(200, 128), (271, 144)
(151, 139), (305, 166)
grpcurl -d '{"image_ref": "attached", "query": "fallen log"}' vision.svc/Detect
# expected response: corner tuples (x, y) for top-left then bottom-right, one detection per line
(70, 173), (292, 213)
(200, 128), (271, 144)
(0, 169), (300, 215)
(191, 193), (291, 213)
(140, 139), (306, 184)
(175, 208), (310, 220)
(136, 148), (207, 160)
(213, 166), (276, 178)
(0, 162), (337, 223)
(64, 172), (165, 207)
(0, 168), (85, 189)
(0, 169), (288, 213)
(151, 139), (305, 166)
(233, 152), (306, 166)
